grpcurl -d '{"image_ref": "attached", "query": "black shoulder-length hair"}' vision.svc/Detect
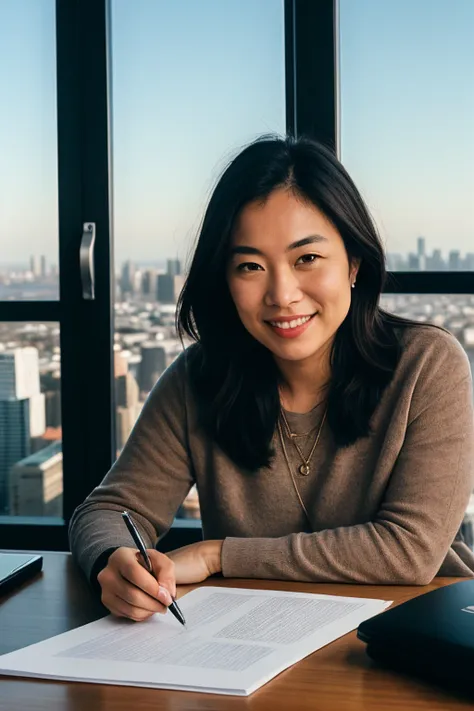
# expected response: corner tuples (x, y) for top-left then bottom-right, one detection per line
(177, 135), (419, 472)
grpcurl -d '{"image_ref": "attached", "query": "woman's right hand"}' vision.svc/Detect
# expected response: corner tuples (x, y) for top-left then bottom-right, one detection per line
(97, 546), (176, 622)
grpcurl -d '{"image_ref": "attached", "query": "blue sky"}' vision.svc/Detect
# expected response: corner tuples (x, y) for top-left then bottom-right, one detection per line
(0, 0), (473, 268)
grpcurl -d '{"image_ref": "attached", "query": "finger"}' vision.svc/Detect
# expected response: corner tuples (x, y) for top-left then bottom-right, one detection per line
(107, 593), (156, 622)
(118, 553), (164, 600)
(148, 550), (176, 599)
(111, 579), (168, 614)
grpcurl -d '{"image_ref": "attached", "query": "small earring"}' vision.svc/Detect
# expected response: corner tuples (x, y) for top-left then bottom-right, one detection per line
(351, 282), (356, 289)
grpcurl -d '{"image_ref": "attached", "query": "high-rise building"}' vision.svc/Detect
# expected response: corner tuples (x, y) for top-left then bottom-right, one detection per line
(45, 390), (61, 428)
(9, 440), (63, 517)
(449, 250), (461, 271)
(137, 343), (166, 393)
(114, 349), (128, 378)
(120, 260), (135, 295)
(115, 371), (139, 408)
(0, 348), (46, 512)
(464, 253), (474, 271)
(157, 274), (174, 304)
(173, 274), (185, 301)
(431, 249), (444, 271)
(115, 370), (141, 450)
(417, 237), (426, 271)
(167, 258), (181, 277)
(41, 370), (61, 428)
(40, 255), (47, 278)
(142, 269), (158, 297)
(29, 255), (41, 278)
(407, 254), (419, 270)
(157, 273), (185, 304)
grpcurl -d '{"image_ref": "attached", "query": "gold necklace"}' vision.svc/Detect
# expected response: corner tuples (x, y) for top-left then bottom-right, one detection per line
(277, 421), (311, 522)
(280, 408), (327, 476)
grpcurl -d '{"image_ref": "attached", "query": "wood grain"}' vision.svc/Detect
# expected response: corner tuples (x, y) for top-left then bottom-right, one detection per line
(0, 551), (472, 710)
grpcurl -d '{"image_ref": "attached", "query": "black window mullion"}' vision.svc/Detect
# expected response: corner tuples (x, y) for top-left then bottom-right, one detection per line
(0, 302), (60, 321)
(385, 272), (474, 294)
(56, 0), (114, 524)
(292, 0), (337, 147)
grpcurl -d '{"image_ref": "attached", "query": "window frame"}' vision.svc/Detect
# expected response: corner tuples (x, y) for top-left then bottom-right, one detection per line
(2, 0), (472, 551)
(0, 0), (114, 549)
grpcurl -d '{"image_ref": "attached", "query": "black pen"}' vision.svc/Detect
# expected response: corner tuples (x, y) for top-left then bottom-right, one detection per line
(121, 510), (186, 627)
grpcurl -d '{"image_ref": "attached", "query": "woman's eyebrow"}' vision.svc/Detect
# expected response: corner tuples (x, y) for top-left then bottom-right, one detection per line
(229, 234), (328, 257)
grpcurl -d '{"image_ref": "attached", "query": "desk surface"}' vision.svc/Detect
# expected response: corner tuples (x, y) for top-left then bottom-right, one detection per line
(0, 551), (472, 711)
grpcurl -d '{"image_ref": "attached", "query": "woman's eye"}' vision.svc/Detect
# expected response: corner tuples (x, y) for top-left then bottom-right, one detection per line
(296, 254), (319, 265)
(236, 262), (263, 272)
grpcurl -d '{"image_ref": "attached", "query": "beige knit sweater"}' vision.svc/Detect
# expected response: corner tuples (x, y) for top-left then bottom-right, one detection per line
(69, 324), (474, 585)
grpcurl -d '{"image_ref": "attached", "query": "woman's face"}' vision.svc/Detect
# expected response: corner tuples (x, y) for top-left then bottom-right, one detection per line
(227, 188), (359, 366)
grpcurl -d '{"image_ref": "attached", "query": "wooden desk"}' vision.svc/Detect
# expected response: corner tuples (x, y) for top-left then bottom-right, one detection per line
(0, 551), (472, 710)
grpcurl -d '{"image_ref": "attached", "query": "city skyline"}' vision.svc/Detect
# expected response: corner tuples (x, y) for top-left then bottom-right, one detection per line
(1, 0), (473, 265)
(2, 253), (474, 520)
(2, 232), (474, 276)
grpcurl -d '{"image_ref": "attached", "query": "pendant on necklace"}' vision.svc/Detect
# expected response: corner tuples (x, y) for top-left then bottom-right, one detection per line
(299, 463), (310, 476)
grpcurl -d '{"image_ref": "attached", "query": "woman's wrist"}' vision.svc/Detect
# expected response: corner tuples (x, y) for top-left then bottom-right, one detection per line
(202, 539), (223, 575)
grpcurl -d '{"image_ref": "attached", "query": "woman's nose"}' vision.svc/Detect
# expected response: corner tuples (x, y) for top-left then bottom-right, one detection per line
(264, 269), (302, 307)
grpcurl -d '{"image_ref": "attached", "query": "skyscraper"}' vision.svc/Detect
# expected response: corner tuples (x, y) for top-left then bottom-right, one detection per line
(157, 273), (185, 304)
(120, 260), (136, 295)
(431, 249), (444, 271)
(0, 348), (46, 513)
(449, 250), (461, 271)
(142, 269), (158, 297)
(137, 343), (166, 393)
(115, 371), (142, 451)
(9, 440), (63, 517)
(157, 274), (175, 303)
(29, 255), (40, 278)
(417, 236), (426, 271)
(166, 258), (181, 277)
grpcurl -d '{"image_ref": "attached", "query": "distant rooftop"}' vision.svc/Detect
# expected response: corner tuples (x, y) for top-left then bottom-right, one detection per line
(15, 441), (62, 468)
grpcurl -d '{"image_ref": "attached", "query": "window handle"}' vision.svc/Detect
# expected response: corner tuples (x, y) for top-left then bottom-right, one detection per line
(80, 222), (96, 300)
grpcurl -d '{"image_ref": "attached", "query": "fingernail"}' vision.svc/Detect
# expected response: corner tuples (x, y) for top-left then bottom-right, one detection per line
(158, 586), (172, 606)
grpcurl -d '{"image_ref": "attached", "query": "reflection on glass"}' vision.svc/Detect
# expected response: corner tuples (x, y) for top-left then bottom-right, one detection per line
(110, 0), (285, 519)
(339, 0), (474, 270)
(0, 322), (62, 518)
(0, 0), (59, 300)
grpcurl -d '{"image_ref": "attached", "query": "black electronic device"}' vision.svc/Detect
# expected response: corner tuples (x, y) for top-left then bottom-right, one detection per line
(357, 579), (474, 695)
(0, 553), (43, 595)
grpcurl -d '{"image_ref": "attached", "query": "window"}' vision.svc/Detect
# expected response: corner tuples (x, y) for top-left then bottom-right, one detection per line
(0, 322), (62, 518)
(109, 0), (286, 520)
(0, 0), (59, 300)
(339, 0), (474, 271)
(380, 294), (474, 388)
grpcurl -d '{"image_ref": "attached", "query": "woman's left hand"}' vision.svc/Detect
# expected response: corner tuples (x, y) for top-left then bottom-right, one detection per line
(167, 540), (223, 584)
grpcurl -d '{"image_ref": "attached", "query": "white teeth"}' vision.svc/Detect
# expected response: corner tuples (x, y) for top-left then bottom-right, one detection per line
(269, 315), (313, 329)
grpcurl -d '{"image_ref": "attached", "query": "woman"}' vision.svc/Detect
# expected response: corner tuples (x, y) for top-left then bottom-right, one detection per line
(69, 135), (474, 622)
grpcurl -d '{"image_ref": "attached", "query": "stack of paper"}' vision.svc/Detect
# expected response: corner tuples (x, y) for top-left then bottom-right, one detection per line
(0, 586), (391, 696)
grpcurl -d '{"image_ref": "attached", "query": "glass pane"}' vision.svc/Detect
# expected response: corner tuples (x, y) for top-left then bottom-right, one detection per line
(0, 322), (62, 518)
(339, 0), (474, 271)
(380, 293), (474, 546)
(110, 0), (285, 520)
(380, 293), (474, 387)
(0, 1), (59, 299)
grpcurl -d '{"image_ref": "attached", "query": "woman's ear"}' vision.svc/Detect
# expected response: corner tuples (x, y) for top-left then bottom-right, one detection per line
(350, 258), (361, 286)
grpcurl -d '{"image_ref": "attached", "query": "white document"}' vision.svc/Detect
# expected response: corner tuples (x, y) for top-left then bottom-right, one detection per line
(0, 586), (391, 696)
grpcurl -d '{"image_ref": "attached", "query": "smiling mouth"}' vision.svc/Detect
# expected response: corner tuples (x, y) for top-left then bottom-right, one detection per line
(265, 313), (317, 330)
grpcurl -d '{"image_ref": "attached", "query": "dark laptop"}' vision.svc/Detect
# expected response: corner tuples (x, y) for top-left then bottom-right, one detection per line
(0, 553), (43, 596)
(357, 579), (474, 694)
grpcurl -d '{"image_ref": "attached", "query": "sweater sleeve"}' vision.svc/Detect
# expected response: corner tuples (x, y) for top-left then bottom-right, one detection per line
(221, 334), (474, 585)
(68, 351), (195, 581)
